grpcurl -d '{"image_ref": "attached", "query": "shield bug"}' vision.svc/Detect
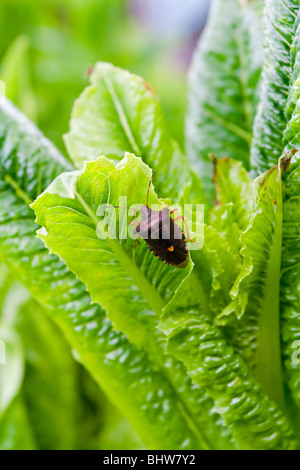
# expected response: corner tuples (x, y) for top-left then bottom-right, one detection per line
(128, 175), (195, 269)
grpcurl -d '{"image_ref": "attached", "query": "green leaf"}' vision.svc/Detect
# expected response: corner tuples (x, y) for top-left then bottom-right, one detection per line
(0, 397), (36, 450)
(251, 0), (300, 174)
(209, 157), (255, 281)
(17, 296), (79, 449)
(185, 158), (253, 323)
(0, 98), (234, 449)
(159, 272), (297, 450)
(0, 96), (71, 201)
(0, 35), (37, 121)
(255, 6), (300, 412)
(190, 226), (240, 320)
(0, 270), (78, 449)
(64, 62), (202, 202)
(208, 157), (256, 325)
(32, 152), (236, 450)
(218, 153), (297, 408)
(186, 0), (263, 198)
(281, 154), (300, 408)
(33, 154), (190, 354)
(283, 13), (300, 153)
(207, 149), (300, 426)
(210, 157), (255, 232)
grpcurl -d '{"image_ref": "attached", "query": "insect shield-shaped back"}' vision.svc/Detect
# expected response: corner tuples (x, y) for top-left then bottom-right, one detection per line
(134, 206), (188, 268)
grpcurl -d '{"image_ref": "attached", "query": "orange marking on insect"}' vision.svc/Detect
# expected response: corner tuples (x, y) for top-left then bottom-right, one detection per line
(168, 246), (174, 252)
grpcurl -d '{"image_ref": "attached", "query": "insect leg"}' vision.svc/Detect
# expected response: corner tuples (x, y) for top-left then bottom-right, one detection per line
(172, 214), (198, 244)
(129, 220), (140, 226)
(165, 205), (196, 242)
(169, 207), (178, 216)
(125, 208), (139, 225)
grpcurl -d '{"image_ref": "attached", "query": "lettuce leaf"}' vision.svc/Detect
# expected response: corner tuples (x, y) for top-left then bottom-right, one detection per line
(251, 0), (300, 173)
(64, 62), (202, 202)
(186, 0), (263, 198)
(160, 270), (297, 450)
(0, 97), (234, 449)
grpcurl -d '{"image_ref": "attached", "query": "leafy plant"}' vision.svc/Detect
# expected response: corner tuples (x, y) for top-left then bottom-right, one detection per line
(1, 0), (300, 450)
(0, 0), (187, 151)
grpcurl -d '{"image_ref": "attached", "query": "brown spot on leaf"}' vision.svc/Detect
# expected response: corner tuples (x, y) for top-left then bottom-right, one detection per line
(280, 149), (298, 173)
(144, 81), (156, 96)
(85, 65), (94, 77)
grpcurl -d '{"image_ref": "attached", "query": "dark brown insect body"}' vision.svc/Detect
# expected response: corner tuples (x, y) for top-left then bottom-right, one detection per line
(133, 205), (189, 269)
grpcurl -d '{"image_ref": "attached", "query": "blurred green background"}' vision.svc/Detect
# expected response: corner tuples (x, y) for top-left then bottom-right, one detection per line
(0, 0), (208, 449)
(0, 0), (210, 152)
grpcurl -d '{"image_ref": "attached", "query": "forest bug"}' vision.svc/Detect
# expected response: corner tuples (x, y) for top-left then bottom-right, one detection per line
(128, 175), (193, 269)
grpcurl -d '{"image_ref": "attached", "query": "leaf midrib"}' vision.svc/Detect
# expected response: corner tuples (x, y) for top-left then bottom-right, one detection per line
(255, 167), (285, 410)
(100, 67), (142, 158)
(4, 174), (33, 206)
